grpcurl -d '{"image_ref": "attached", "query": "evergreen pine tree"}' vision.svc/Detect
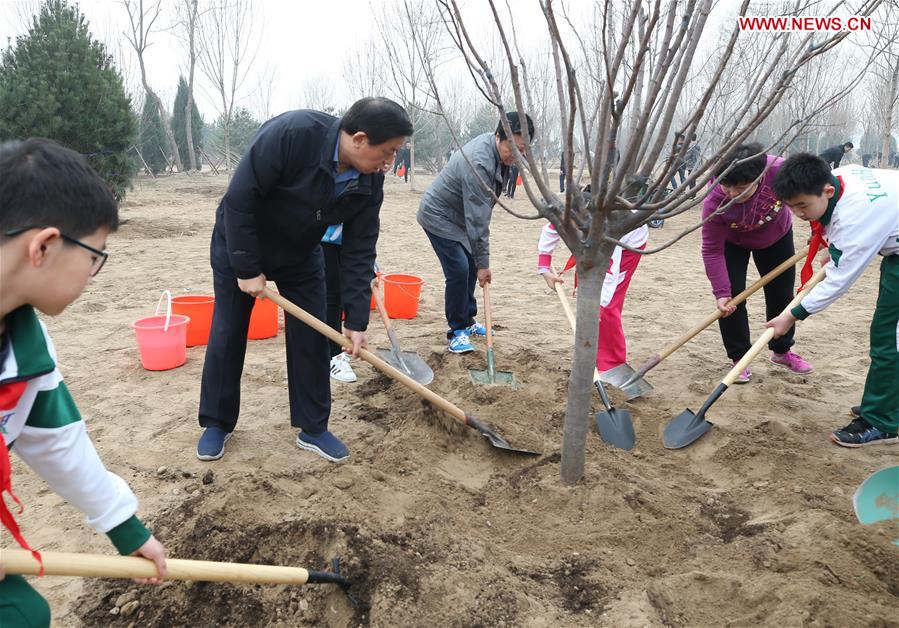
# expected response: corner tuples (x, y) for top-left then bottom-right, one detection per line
(0, 0), (137, 198)
(139, 96), (169, 174)
(172, 76), (203, 170)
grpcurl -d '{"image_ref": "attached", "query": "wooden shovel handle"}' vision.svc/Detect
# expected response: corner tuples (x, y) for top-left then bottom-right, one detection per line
(371, 275), (394, 333)
(551, 265), (602, 384)
(1, 549), (312, 585)
(658, 245), (810, 361)
(482, 282), (495, 351)
(722, 265), (826, 387)
(264, 289), (467, 423)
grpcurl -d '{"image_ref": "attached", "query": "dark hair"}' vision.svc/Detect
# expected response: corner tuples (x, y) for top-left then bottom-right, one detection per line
(772, 153), (832, 200)
(843, 142), (854, 150)
(714, 142), (769, 186)
(496, 112), (536, 142)
(0, 138), (118, 240)
(340, 97), (413, 146)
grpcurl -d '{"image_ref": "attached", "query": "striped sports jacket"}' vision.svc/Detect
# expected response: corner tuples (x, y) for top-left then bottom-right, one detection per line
(0, 305), (150, 555)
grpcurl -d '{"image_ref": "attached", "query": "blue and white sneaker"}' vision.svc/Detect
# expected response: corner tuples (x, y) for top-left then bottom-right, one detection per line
(466, 321), (492, 337)
(196, 426), (232, 461)
(297, 430), (349, 462)
(448, 330), (474, 354)
(830, 418), (898, 448)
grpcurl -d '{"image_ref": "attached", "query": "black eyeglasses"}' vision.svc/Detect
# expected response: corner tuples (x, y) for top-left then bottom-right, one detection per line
(4, 226), (108, 276)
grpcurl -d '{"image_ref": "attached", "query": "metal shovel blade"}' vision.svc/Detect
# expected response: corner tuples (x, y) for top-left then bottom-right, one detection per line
(469, 367), (516, 386)
(599, 363), (653, 400)
(373, 348), (434, 385)
(662, 409), (713, 449)
(466, 414), (541, 456)
(596, 408), (636, 450)
(469, 348), (516, 386)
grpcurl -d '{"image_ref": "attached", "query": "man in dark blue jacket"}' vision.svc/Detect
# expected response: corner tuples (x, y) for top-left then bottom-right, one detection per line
(197, 97), (412, 463)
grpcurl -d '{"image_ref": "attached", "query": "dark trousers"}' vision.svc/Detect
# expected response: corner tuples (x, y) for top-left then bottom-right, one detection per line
(322, 243), (345, 359)
(559, 172), (565, 193)
(403, 162), (410, 182)
(199, 231), (331, 434)
(670, 165), (687, 189)
(424, 229), (478, 339)
(506, 167), (518, 198)
(718, 229), (797, 360)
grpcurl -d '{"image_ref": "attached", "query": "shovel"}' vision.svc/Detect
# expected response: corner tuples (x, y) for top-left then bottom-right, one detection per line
(371, 275), (433, 385)
(265, 288), (539, 456)
(623, 245), (810, 396)
(2, 548), (352, 590)
(663, 265), (826, 449)
(468, 283), (516, 386)
(551, 269), (635, 449)
(594, 375), (635, 450)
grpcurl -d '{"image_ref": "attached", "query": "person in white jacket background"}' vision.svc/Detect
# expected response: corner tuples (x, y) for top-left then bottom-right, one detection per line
(537, 219), (648, 373)
(767, 154), (899, 448)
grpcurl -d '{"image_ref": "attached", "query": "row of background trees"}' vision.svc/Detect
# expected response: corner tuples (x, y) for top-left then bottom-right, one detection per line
(1, 0), (896, 197)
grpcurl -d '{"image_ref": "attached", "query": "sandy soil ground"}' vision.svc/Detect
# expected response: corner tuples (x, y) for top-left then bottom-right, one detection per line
(11, 172), (898, 627)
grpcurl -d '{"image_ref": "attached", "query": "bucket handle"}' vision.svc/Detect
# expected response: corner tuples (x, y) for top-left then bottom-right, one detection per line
(154, 290), (173, 332)
(383, 278), (423, 300)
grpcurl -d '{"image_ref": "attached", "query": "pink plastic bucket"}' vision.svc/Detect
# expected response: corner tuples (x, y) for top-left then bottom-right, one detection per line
(131, 291), (189, 371)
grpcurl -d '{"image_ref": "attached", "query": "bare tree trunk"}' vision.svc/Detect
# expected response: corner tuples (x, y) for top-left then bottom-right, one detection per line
(123, 0), (184, 172)
(197, 0), (258, 175)
(410, 136), (416, 191)
(184, 0), (199, 171)
(880, 59), (899, 166)
(560, 256), (610, 484)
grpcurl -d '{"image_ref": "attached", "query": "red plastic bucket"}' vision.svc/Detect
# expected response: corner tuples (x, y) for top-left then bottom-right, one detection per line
(382, 274), (424, 319)
(248, 296), (278, 339)
(131, 291), (189, 371)
(172, 295), (214, 346)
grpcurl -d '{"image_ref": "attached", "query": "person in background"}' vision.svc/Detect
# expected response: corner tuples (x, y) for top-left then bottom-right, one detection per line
(399, 141), (412, 183)
(684, 136), (701, 188)
(505, 164), (519, 199)
(819, 141), (853, 169)
(559, 151), (566, 193)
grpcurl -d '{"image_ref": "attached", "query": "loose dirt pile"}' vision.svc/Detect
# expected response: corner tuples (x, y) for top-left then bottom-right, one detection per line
(14, 174), (897, 627)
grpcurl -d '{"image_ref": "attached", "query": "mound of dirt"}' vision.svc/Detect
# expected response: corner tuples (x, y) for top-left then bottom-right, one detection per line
(13, 175), (896, 627)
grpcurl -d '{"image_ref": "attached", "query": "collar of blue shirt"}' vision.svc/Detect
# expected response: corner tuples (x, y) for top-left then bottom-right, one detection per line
(333, 135), (361, 184)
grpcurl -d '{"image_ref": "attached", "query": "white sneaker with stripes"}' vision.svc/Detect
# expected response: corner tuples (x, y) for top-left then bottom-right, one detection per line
(329, 353), (357, 383)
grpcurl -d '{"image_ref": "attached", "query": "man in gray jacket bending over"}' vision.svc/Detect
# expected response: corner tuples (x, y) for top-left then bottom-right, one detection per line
(417, 112), (535, 353)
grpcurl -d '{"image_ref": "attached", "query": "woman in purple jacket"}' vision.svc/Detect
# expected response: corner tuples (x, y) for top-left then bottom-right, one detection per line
(702, 143), (813, 382)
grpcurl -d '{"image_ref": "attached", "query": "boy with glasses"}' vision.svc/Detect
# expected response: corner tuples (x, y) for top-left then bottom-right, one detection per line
(0, 138), (167, 626)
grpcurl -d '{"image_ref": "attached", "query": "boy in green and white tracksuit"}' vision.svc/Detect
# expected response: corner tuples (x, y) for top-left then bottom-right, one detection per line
(767, 155), (899, 447)
(0, 139), (167, 627)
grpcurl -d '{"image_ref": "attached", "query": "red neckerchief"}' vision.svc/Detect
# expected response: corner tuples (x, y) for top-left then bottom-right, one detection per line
(798, 175), (843, 293)
(0, 380), (44, 575)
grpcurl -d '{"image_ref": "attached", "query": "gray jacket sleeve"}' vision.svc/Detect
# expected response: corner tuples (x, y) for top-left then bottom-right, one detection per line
(461, 162), (496, 268)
